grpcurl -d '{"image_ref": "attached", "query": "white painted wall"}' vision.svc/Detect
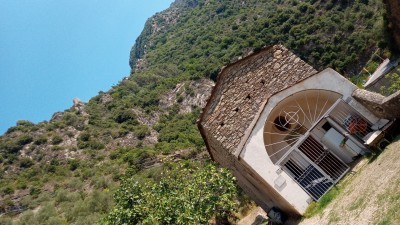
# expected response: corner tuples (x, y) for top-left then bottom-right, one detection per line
(239, 68), (378, 214)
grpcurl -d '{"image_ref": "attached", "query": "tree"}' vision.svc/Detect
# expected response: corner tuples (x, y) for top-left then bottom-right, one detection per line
(103, 162), (238, 225)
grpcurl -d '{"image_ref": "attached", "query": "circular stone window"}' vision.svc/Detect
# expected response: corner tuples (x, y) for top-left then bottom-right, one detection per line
(274, 116), (291, 131)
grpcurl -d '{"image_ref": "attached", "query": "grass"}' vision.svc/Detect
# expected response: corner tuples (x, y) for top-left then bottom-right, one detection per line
(302, 136), (400, 225)
(303, 167), (362, 218)
(375, 179), (400, 225)
(349, 73), (369, 88)
(328, 212), (340, 225)
(303, 186), (341, 218)
(367, 135), (400, 164)
(348, 196), (366, 211)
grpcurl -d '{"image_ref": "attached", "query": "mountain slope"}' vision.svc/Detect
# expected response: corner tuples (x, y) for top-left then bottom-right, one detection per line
(131, 0), (388, 77)
(0, 0), (393, 224)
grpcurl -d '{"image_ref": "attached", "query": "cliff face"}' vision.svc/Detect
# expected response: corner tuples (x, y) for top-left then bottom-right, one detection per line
(129, 1), (198, 72)
(385, 0), (400, 51)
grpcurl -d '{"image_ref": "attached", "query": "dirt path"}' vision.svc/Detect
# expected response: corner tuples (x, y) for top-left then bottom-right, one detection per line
(297, 139), (400, 225)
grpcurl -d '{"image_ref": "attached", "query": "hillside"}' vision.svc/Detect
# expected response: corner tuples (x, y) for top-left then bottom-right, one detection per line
(0, 0), (394, 224)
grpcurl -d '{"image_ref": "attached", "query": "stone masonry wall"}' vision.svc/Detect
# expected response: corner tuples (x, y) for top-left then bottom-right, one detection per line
(352, 89), (400, 119)
(201, 45), (317, 154)
(203, 128), (300, 215)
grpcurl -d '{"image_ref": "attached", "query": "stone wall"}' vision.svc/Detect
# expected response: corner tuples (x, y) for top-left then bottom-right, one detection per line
(202, 128), (300, 215)
(200, 45), (317, 155)
(352, 89), (400, 119)
(198, 45), (319, 216)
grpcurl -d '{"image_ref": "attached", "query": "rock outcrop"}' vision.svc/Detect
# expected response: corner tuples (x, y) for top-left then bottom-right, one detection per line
(159, 79), (214, 113)
(72, 98), (87, 115)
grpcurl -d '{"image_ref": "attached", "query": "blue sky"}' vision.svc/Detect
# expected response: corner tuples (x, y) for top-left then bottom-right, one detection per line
(0, 0), (174, 134)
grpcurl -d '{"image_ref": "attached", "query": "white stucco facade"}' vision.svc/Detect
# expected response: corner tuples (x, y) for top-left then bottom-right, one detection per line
(239, 68), (379, 213)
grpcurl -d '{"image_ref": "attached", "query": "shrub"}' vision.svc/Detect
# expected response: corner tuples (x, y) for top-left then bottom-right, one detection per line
(0, 217), (13, 225)
(1, 186), (15, 195)
(91, 176), (109, 189)
(6, 120), (35, 133)
(113, 109), (138, 125)
(61, 112), (87, 130)
(19, 158), (34, 168)
(16, 179), (28, 189)
(45, 164), (57, 173)
(109, 151), (120, 160)
(176, 94), (184, 103)
(88, 140), (105, 150)
(155, 111), (204, 150)
(0, 140), (23, 154)
(17, 135), (33, 146)
(383, 72), (400, 95)
(66, 131), (75, 137)
(68, 159), (80, 171)
(34, 135), (48, 145)
(133, 125), (150, 140)
(51, 135), (63, 145)
(35, 203), (58, 224)
(77, 132), (104, 149)
(78, 131), (91, 142)
(67, 178), (84, 190)
(51, 145), (63, 151)
(103, 162), (238, 225)
(78, 139), (104, 150)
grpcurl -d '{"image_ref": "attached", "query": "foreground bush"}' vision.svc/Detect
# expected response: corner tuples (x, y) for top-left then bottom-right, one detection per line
(103, 162), (238, 225)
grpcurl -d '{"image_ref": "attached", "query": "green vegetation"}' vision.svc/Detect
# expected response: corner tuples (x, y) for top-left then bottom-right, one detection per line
(0, 0), (395, 224)
(51, 135), (63, 145)
(0, 157), (118, 225)
(375, 178), (400, 225)
(155, 108), (204, 152)
(133, 0), (389, 78)
(328, 212), (340, 225)
(103, 162), (238, 225)
(348, 196), (366, 211)
(303, 186), (341, 218)
(5, 120), (37, 134)
(382, 71), (400, 95)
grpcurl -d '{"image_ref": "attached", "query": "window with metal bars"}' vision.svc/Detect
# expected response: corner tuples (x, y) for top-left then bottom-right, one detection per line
(329, 100), (373, 142)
